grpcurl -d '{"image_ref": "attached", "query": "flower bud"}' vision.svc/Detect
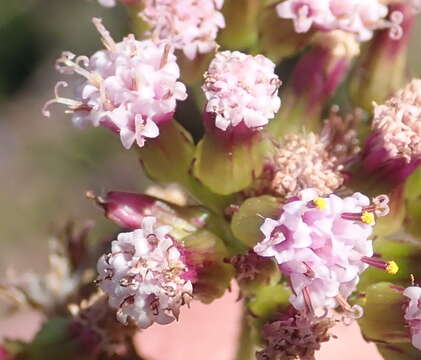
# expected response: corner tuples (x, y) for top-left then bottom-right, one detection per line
(350, 3), (416, 110)
(269, 30), (359, 137)
(87, 190), (209, 240)
(194, 51), (282, 195)
(358, 79), (421, 189)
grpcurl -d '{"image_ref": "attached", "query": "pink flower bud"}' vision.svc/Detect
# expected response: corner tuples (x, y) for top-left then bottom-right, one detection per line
(202, 51), (281, 136)
(139, 0), (225, 60)
(87, 191), (158, 229)
(361, 79), (421, 185)
(97, 217), (193, 328)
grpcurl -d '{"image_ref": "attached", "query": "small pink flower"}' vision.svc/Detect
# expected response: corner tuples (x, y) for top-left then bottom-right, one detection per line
(139, 0), (225, 60)
(361, 79), (421, 184)
(254, 189), (392, 314)
(97, 217), (193, 328)
(202, 51), (281, 132)
(276, 0), (335, 33)
(43, 18), (187, 149)
(277, 0), (396, 41)
(403, 286), (421, 350)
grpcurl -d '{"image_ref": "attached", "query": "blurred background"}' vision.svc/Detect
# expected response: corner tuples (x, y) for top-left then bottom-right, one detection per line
(1, 1), (421, 359)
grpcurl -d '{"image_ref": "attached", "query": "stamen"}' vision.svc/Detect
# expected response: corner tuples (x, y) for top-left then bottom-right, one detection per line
(160, 44), (171, 69)
(313, 197), (327, 210)
(92, 17), (116, 51)
(361, 256), (399, 274)
(42, 81), (84, 117)
(303, 287), (315, 316)
(361, 211), (375, 225)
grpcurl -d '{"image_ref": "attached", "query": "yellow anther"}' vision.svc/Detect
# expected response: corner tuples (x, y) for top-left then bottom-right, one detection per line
(386, 261), (399, 275)
(361, 211), (375, 225)
(313, 197), (327, 210)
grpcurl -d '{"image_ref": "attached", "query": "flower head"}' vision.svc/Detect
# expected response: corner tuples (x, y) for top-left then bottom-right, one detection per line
(202, 51), (281, 132)
(256, 310), (335, 360)
(372, 79), (421, 163)
(403, 286), (421, 350)
(96, 217), (193, 328)
(139, 0), (225, 60)
(276, 0), (401, 41)
(254, 189), (391, 313)
(271, 133), (345, 197)
(43, 18), (187, 149)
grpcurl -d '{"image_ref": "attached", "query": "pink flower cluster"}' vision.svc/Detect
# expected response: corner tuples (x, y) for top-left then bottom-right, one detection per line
(403, 286), (421, 351)
(43, 18), (187, 149)
(371, 79), (421, 163)
(202, 51), (282, 132)
(276, 0), (401, 41)
(97, 217), (193, 328)
(140, 0), (225, 60)
(254, 189), (391, 313)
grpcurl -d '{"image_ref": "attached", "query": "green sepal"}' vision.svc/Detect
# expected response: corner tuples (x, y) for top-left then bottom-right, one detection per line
(405, 167), (421, 201)
(357, 282), (421, 359)
(138, 119), (194, 184)
(247, 283), (291, 320)
(231, 195), (281, 248)
(183, 229), (234, 304)
(193, 133), (270, 195)
(23, 318), (84, 360)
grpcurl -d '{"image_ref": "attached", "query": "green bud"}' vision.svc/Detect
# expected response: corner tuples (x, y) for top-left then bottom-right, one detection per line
(349, 4), (415, 111)
(248, 283), (291, 320)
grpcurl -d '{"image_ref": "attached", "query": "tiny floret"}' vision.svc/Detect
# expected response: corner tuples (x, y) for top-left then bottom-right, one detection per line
(403, 286), (421, 350)
(96, 217), (193, 328)
(254, 189), (391, 313)
(43, 18), (187, 149)
(139, 0), (225, 60)
(202, 51), (281, 131)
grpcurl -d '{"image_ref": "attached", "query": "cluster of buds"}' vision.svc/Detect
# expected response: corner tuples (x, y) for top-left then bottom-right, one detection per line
(96, 217), (193, 328)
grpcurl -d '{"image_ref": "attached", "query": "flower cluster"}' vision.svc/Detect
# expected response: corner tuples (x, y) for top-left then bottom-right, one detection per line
(202, 51), (281, 132)
(139, 0), (225, 60)
(403, 286), (421, 351)
(276, 0), (402, 41)
(371, 79), (421, 163)
(270, 133), (345, 197)
(256, 311), (335, 360)
(43, 18), (187, 149)
(96, 217), (193, 328)
(254, 189), (393, 313)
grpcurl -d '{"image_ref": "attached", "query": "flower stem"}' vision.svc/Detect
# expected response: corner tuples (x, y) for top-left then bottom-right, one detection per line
(234, 306), (259, 360)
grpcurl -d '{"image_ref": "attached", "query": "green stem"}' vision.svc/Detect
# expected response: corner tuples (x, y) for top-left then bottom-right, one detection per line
(234, 305), (259, 360)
